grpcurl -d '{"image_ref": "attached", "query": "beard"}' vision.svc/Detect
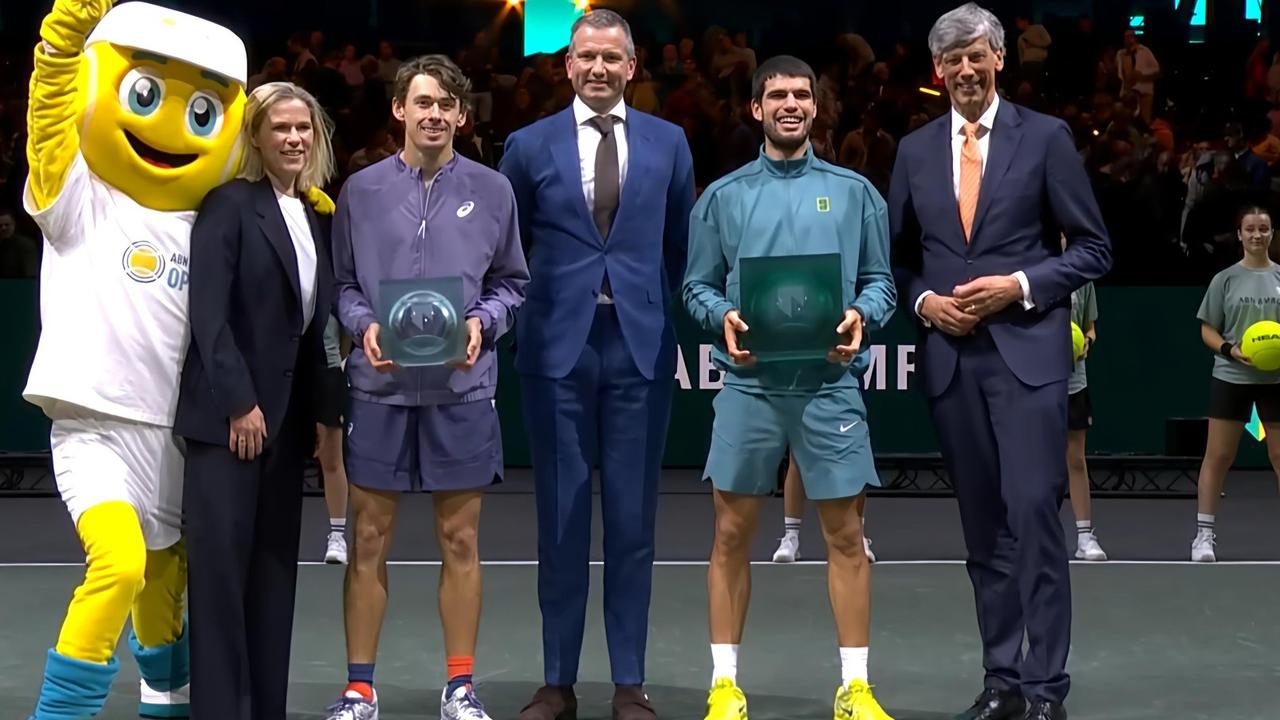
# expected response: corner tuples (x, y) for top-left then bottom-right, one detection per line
(763, 119), (811, 153)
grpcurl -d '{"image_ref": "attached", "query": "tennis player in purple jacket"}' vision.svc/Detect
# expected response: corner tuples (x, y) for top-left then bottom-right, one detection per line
(324, 54), (529, 720)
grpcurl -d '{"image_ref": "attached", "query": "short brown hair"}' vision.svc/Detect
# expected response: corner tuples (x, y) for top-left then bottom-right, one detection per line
(751, 55), (816, 104)
(394, 54), (473, 109)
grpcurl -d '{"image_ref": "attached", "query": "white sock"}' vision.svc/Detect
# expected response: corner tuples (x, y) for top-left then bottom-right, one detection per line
(1075, 520), (1093, 536)
(840, 647), (868, 685)
(1196, 513), (1215, 534)
(783, 516), (801, 539)
(711, 644), (739, 683)
(329, 517), (346, 534)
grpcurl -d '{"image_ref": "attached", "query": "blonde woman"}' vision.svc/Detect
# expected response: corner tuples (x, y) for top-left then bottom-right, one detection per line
(174, 81), (336, 719)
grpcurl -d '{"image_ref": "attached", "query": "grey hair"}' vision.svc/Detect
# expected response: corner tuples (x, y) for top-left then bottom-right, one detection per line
(928, 2), (1006, 58)
(569, 9), (635, 58)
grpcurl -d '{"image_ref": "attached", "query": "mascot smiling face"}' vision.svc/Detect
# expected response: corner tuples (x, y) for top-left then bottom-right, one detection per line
(79, 2), (247, 211)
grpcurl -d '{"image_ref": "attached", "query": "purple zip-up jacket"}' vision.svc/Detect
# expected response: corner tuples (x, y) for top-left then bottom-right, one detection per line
(332, 152), (530, 406)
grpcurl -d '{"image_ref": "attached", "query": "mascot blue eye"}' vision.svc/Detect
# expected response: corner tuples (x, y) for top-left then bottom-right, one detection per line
(186, 94), (222, 137)
(125, 75), (162, 116)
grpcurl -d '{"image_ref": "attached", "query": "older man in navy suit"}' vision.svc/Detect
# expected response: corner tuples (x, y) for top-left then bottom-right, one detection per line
(498, 9), (695, 720)
(888, 5), (1111, 720)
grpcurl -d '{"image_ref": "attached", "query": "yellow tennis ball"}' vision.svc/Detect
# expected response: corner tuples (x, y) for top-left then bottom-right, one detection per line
(1242, 320), (1280, 371)
(130, 247), (160, 275)
(1071, 322), (1085, 362)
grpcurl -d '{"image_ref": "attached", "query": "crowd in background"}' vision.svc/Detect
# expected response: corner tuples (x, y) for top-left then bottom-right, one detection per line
(1, 13), (1279, 284)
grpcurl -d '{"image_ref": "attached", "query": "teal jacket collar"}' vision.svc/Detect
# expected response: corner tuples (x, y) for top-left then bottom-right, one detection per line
(759, 143), (815, 177)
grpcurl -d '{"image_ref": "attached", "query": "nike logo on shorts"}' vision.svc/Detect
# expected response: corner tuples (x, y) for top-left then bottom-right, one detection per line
(840, 421), (861, 432)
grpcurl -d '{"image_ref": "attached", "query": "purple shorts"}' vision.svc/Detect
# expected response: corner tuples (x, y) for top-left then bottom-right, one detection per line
(344, 397), (502, 493)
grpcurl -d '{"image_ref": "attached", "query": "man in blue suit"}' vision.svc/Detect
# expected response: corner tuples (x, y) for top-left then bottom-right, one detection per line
(888, 5), (1111, 720)
(497, 9), (695, 720)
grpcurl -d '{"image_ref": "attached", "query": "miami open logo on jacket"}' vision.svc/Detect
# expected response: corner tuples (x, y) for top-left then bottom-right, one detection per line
(122, 240), (166, 283)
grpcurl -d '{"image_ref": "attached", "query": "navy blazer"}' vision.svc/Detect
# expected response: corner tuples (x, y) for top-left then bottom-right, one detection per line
(498, 105), (696, 381)
(889, 99), (1112, 398)
(174, 178), (333, 447)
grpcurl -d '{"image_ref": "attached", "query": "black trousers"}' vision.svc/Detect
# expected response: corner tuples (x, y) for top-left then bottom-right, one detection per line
(183, 410), (307, 719)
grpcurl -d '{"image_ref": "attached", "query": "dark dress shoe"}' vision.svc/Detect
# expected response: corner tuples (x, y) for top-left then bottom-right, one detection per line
(1023, 700), (1066, 720)
(519, 685), (577, 720)
(955, 688), (1027, 720)
(612, 684), (656, 720)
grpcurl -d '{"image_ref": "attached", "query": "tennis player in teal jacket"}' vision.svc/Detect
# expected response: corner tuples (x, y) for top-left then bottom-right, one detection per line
(681, 55), (898, 720)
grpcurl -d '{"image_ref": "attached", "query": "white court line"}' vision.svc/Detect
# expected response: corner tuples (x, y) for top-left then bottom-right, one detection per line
(3, 559), (1280, 568)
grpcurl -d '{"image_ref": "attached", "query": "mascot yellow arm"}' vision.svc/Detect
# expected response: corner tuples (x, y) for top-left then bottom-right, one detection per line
(26, 0), (115, 211)
(305, 186), (336, 216)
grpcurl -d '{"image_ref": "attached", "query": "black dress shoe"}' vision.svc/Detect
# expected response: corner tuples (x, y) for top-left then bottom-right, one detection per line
(955, 688), (1027, 720)
(1023, 700), (1066, 720)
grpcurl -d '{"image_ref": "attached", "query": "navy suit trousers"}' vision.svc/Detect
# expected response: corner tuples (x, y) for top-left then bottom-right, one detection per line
(928, 327), (1072, 703)
(521, 304), (673, 686)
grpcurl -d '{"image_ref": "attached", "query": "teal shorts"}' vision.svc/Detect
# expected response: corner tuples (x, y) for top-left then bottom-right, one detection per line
(702, 384), (880, 500)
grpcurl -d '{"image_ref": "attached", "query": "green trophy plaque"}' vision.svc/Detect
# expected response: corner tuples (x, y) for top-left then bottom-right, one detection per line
(378, 277), (466, 366)
(738, 253), (843, 362)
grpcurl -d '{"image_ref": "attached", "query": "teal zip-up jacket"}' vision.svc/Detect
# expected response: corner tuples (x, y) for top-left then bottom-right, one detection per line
(682, 145), (896, 392)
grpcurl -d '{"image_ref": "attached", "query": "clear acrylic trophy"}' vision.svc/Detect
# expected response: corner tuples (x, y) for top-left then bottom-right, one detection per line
(378, 277), (466, 366)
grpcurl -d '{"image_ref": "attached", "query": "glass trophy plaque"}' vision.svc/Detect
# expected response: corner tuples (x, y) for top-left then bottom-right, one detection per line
(378, 277), (466, 366)
(738, 253), (843, 362)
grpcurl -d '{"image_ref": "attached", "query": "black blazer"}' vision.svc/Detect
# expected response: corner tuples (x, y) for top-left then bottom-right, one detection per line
(175, 177), (334, 448)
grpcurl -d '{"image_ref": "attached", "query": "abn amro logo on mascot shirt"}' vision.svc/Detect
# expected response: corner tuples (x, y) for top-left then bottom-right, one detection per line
(122, 240), (188, 290)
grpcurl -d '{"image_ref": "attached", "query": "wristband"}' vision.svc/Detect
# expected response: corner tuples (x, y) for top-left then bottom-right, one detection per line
(1221, 341), (1234, 359)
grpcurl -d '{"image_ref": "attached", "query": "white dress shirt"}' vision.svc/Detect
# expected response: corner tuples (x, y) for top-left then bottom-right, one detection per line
(950, 92), (999, 201)
(915, 93), (1033, 322)
(574, 94), (629, 214)
(1117, 44), (1159, 96)
(574, 95), (628, 304)
(276, 189), (318, 330)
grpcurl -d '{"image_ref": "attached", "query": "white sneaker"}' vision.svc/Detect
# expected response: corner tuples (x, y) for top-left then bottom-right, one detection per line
(863, 536), (876, 563)
(324, 689), (379, 720)
(326, 531), (348, 564)
(772, 534), (800, 563)
(441, 684), (491, 720)
(1074, 532), (1107, 561)
(139, 679), (190, 718)
(1191, 529), (1217, 563)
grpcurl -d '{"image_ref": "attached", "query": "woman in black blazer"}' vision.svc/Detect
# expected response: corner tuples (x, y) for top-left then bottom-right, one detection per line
(174, 81), (336, 720)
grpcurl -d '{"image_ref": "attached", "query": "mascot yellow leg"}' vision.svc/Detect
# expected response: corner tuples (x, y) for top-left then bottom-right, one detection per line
(33, 503), (191, 719)
(128, 541), (191, 718)
(55, 502), (147, 662)
(34, 501), (145, 718)
(132, 542), (186, 648)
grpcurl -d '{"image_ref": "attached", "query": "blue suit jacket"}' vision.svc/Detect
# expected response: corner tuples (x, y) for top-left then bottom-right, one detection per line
(499, 105), (695, 381)
(888, 100), (1112, 398)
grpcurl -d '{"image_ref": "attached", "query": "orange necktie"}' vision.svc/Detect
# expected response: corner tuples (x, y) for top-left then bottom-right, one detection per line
(959, 121), (982, 242)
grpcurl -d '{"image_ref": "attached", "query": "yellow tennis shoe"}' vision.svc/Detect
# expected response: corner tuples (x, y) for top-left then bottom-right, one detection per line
(833, 679), (894, 720)
(704, 677), (748, 720)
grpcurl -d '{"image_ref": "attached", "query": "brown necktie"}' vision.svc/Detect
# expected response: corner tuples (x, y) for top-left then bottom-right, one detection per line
(589, 115), (618, 297)
(590, 115), (619, 239)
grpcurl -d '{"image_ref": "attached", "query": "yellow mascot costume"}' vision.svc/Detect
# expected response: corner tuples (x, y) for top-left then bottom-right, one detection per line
(23, 1), (247, 717)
